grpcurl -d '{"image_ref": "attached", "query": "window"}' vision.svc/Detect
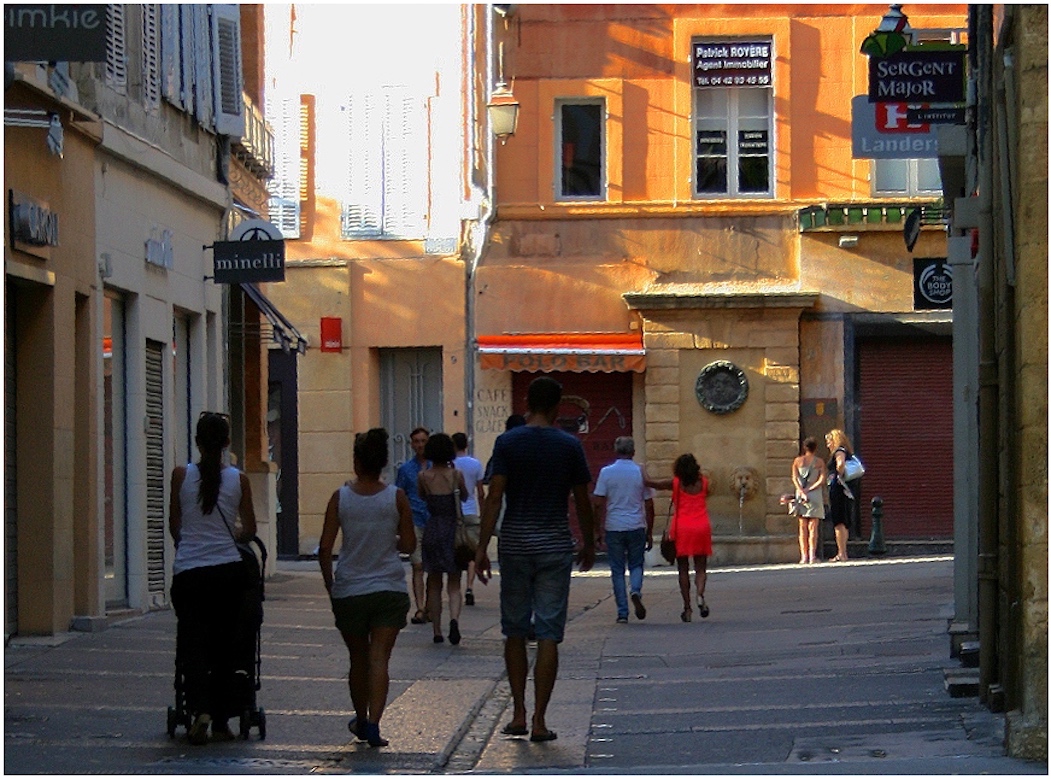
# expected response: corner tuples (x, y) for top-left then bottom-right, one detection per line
(873, 158), (942, 196)
(268, 95), (302, 239)
(340, 90), (428, 240)
(105, 3), (127, 94)
(557, 100), (604, 200)
(692, 39), (774, 198)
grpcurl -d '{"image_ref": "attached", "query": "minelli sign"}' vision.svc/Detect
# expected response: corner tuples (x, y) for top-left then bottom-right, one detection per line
(868, 49), (966, 103)
(4, 4), (108, 62)
(213, 240), (285, 284)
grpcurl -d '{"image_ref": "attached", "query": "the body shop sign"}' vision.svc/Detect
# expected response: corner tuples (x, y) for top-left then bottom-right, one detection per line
(914, 258), (952, 310)
(868, 49), (966, 103)
(693, 41), (772, 88)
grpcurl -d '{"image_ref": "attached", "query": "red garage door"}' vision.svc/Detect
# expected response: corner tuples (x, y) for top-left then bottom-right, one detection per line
(512, 371), (633, 546)
(857, 337), (953, 538)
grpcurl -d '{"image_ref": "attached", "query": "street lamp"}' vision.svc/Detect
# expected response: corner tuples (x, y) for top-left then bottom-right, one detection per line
(487, 81), (519, 143)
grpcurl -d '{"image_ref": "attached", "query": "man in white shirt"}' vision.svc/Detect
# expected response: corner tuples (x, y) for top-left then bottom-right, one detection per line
(593, 437), (654, 623)
(452, 432), (486, 605)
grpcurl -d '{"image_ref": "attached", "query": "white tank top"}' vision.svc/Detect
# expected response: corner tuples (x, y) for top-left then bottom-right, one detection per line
(331, 483), (408, 599)
(173, 464), (243, 575)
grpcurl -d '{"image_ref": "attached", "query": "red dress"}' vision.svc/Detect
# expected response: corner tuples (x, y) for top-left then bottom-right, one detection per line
(670, 476), (713, 557)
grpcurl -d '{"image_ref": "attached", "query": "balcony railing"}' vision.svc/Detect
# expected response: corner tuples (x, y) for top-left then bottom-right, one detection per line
(798, 201), (949, 231)
(232, 91), (274, 180)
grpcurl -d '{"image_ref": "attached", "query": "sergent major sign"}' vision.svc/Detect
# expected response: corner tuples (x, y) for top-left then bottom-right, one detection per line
(868, 48), (966, 103)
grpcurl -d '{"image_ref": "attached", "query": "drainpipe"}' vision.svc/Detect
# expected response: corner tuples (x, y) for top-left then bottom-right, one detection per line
(973, 3), (999, 705)
(463, 5), (499, 445)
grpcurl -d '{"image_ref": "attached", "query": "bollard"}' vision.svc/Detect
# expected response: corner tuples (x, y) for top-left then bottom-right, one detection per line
(868, 496), (886, 555)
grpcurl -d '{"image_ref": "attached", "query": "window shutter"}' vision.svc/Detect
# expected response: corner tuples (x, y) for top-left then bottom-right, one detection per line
(267, 96), (301, 239)
(382, 91), (428, 238)
(105, 4), (127, 94)
(179, 5), (195, 109)
(341, 93), (382, 237)
(211, 3), (244, 137)
(160, 4), (181, 107)
(193, 5), (214, 129)
(141, 4), (160, 111)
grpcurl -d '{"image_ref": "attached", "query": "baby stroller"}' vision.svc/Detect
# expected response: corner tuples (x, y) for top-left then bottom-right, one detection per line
(167, 536), (268, 740)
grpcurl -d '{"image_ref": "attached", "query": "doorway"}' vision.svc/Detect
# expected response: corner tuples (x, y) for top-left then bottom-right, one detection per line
(269, 348), (300, 557)
(381, 348), (443, 479)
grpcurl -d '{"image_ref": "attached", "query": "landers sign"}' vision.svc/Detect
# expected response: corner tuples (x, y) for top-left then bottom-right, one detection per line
(914, 258), (952, 310)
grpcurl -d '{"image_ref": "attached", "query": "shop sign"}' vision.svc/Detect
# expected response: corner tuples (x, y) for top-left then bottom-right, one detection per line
(212, 218), (286, 284)
(914, 257), (952, 309)
(4, 4), (108, 62)
(852, 96), (938, 159)
(145, 227), (174, 269)
(868, 49), (966, 103)
(320, 317), (342, 352)
(479, 352), (646, 373)
(739, 130), (768, 154)
(8, 189), (58, 259)
(693, 40), (772, 88)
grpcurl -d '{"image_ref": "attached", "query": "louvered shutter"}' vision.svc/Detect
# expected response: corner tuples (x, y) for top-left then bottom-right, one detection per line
(382, 90), (428, 239)
(211, 3), (244, 137)
(141, 4), (160, 111)
(179, 5), (195, 109)
(144, 341), (166, 596)
(341, 93), (383, 237)
(267, 96), (301, 239)
(160, 4), (181, 107)
(105, 4), (127, 94)
(192, 5), (214, 128)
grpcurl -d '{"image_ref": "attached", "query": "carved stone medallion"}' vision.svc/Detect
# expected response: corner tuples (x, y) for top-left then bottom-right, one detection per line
(695, 360), (749, 414)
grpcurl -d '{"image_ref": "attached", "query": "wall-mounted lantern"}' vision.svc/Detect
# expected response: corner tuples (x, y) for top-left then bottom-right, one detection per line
(488, 82), (519, 143)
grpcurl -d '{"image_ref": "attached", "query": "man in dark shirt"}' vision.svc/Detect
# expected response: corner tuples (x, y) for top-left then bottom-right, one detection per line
(475, 377), (595, 743)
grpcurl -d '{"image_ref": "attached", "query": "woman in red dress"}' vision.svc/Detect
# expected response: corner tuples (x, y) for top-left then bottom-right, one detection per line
(648, 453), (712, 622)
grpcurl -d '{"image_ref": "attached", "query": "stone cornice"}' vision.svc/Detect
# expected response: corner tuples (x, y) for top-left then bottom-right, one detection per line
(624, 289), (820, 311)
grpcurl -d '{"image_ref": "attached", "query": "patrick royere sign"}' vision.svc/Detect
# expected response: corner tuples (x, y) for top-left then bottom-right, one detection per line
(868, 49), (966, 103)
(693, 41), (772, 88)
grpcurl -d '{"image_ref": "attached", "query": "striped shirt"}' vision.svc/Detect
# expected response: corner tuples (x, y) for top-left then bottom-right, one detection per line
(490, 425), (591, 555)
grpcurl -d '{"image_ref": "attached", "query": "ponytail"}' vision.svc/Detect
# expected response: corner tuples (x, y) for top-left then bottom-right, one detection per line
(195, 413), (230, 514)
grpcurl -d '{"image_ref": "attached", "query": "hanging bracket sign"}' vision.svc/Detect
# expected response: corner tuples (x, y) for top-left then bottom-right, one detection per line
(211, 219), (286, 284)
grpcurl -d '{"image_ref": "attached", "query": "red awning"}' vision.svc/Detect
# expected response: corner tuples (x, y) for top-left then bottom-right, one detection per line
(477, 333), (646, 373)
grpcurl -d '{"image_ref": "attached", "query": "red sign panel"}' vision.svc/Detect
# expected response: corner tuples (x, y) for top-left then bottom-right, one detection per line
(319, 317), (342, 353)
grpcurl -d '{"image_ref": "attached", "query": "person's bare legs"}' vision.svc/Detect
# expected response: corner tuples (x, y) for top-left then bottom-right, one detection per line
(364, 626), (400, 724)
(447, 571), (463, 623)
(411, 563), (427, 619)
(504, 636), (529, 731)
(427, 573), (445, 638)
(343, 633), (371, 727)
(807, 519), (819, 563)
(835, 524), (849, 560)
(677, 557), (692, 620)
(695, 555), (708, 600)
(798, 518), (809, 564)
(530, 638), (558, 738)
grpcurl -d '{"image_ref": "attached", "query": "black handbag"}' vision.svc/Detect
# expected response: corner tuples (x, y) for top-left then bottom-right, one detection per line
(217, 504), (264, 593)
(660, 487), (678, 563)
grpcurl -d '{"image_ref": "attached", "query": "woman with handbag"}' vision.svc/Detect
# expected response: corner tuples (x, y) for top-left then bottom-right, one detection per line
(791, 437), (826, 564)
(417, 433), (469, 645)
(647, 453), (713, 623)
(824, 429), (855, 562)
(318, 428), (415, 748)
(168, 412), (257, 745)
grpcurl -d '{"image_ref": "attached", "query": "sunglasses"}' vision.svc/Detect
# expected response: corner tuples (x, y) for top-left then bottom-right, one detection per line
(199, 411), (231, 423)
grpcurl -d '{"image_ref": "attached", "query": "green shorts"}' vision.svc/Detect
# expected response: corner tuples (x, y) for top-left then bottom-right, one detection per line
(331, 590), (410, 637)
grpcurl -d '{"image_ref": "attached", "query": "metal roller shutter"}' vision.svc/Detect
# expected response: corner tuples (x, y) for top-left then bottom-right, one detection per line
(857, 337), (954, 538)
(145, 340), (166, 595)
(5, 289), (17, 637)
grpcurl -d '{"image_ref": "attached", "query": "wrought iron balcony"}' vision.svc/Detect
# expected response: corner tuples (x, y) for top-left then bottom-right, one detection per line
(232, 91), (274, 180)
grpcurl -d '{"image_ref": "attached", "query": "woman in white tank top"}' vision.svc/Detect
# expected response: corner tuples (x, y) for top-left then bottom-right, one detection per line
(318, 428), (415, 747)
(168, 412), (257, 745)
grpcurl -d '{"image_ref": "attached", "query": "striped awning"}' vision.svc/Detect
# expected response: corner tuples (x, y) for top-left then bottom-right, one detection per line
(477, 333), (645, 373)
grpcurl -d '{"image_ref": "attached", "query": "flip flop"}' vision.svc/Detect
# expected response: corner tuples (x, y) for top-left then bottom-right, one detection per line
(530, 730), (558, 743)
(410, 611), (426, 624)
(500, 723), (528, 736)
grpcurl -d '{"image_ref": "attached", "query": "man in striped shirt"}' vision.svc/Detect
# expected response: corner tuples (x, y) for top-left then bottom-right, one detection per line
(475, 376), (595, 743)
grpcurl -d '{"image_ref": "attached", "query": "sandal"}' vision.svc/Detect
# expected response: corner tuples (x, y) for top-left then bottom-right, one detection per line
(698, 597), (709, 619)
(680, 608), (692, 623)
(411, 610), (427, 624)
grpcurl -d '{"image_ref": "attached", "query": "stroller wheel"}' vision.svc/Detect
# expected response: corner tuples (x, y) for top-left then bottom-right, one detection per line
(166, 706), (178, 738)
(239, 710), (251, 740)
(258, 708), (266, 740)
